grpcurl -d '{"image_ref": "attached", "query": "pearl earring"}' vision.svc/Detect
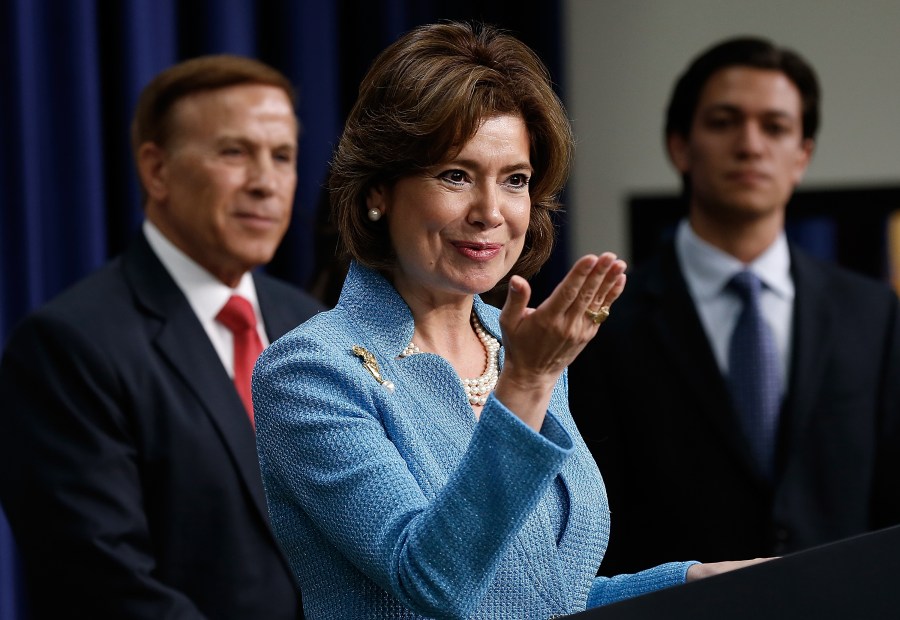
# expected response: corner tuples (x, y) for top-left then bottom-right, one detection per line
(367, 208), (382, 222)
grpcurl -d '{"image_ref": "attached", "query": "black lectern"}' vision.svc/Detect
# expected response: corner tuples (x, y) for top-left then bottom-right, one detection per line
(565, 525), (900, 619)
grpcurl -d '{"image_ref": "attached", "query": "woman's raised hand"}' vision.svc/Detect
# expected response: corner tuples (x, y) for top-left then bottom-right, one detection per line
(493, 253), (626, 430)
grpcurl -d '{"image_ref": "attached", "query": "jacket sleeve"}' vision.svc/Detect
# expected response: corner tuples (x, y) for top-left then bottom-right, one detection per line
(587, 561), (697, 608)
(0, 313), (209, 619)
(253, 332), (574, 619)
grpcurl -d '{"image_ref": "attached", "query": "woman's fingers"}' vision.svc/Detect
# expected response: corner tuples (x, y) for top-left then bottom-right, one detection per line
(499, 253), (628, 371)
(583, 260), (627, 327)
(502, 253), (627, 336)
(536, 254), (601, 318)
(587, 257), (627, 312)
(539, 253), (626, 325)
(499, 275), (532, 330)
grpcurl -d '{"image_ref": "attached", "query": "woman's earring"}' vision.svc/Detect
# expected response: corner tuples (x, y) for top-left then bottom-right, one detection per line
(367, 208), (383, 222)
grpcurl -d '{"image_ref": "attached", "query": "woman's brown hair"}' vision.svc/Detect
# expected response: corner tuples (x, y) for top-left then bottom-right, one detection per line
(330, 21), (573, 280)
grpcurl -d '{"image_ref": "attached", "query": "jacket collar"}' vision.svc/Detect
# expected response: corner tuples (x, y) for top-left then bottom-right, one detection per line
(336, 261), (501, 354)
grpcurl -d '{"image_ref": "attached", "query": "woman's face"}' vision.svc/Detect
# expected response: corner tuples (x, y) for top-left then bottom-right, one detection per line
(367, 114), (532, 306)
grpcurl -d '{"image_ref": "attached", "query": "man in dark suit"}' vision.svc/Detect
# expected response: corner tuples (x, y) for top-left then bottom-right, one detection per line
(569, 37), (900, 576)
(0, 55), (322, 618)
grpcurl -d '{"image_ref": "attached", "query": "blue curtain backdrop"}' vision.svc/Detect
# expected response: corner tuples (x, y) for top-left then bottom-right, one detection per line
(0, 1), (563, 617)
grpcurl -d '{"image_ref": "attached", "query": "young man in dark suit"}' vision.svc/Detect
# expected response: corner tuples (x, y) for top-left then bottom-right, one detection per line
(569, 37), (900, 575)
(0, 55), (322, 618)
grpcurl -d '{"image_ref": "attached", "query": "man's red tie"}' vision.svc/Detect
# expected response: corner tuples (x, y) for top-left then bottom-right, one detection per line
(216, 295), (264, 425)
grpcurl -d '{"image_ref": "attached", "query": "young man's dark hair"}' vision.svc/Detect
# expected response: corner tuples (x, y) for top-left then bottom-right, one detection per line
(665, 36), (821, 142)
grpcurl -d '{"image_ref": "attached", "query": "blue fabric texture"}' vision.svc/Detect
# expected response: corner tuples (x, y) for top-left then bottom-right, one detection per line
(253, 262), (692, 618)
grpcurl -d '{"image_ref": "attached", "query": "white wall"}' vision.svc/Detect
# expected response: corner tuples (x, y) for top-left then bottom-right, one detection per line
(564, 0), (900, 260)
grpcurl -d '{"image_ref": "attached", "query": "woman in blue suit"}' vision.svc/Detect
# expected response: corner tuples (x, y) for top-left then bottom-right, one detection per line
(253, 21), (760, 619)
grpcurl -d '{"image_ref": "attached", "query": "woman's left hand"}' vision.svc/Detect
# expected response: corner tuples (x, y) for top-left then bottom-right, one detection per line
(493, 253), (626, 430)
(686, 557), (775, 581)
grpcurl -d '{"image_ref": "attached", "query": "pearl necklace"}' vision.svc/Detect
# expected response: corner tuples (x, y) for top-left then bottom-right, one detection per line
(399, 311), (500, 406)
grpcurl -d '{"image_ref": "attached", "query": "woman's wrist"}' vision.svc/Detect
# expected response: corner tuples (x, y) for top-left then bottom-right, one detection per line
(492, 370), (557, 431)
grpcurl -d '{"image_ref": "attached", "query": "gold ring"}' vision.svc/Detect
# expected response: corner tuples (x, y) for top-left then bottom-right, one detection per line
(585, 305), (610, 325)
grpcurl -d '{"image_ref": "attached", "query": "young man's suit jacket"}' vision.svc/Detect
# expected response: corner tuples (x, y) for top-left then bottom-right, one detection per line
(569, 241), (900, 575)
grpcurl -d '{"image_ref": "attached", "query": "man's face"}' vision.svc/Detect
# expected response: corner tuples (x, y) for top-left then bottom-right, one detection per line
(143, 83), (297, 286)
(668, 67), (813, 225)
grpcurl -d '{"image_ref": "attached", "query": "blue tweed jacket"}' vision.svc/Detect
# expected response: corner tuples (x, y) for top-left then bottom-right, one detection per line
(253, 263), (692, 619)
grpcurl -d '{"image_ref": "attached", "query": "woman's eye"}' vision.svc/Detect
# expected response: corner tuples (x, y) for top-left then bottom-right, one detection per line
(507, 174), (530, 188)
(440, 170), (467, 185)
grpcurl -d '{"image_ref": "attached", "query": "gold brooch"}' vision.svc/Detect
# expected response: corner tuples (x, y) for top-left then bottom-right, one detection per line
(352, 346), (395, 392)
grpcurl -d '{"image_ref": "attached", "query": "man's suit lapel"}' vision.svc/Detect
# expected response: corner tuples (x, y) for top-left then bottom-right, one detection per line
(123, 234), (271, 524)
(781, 248), (834, 449)
(647, 247), (764, 480)
(256, 275), (304, 341)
